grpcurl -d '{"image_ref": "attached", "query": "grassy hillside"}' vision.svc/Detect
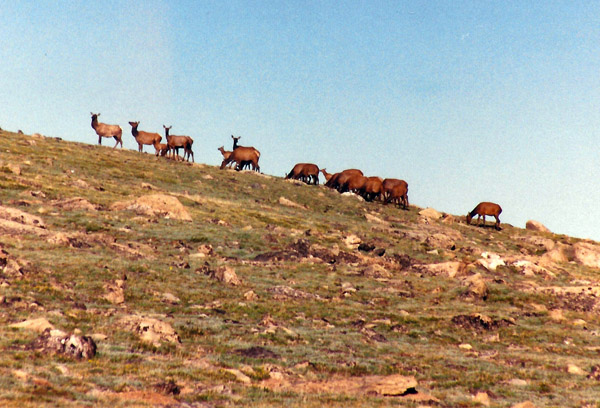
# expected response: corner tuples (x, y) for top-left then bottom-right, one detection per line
(0, 130), (598, 407)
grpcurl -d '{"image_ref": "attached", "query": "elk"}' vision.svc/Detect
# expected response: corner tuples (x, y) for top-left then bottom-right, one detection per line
(340, 174), (368, 194)
(220, 146), (260, 171)
(163, 125), (194, 162)
(387, 182), (409, 210)
(90, 113), (122, 148)
(286, 163), (320, 185)
(230, 135), (260, 170)
(466, 202), (502, 230)
(320, 168), (333, 182)
(217, 146), (236, 168)
(154, 140), (169, 157)
(128, 122), (162, 154)
(325, 169), (363, 191)
(382, 178), (409, 204)
(359, 176), (384, 202)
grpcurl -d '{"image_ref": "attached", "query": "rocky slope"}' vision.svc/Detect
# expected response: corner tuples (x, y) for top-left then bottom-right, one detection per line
(0, 129), (599, 407)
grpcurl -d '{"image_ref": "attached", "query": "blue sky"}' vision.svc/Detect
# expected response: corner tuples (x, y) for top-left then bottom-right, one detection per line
(2, 1), (600, 240)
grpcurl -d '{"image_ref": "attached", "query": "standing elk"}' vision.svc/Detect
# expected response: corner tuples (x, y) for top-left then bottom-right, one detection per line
(387, 182), (409, 209)
(128, 122), (162, 154)
(163, 125), (194, 162)
(359, 176), (384, 202)
(286, 163), (320, 185)
(90, 113), (122, 148)
(325, 169), (363, 191)
(466, 202), (502, 230)
(230, 135), (260, 170)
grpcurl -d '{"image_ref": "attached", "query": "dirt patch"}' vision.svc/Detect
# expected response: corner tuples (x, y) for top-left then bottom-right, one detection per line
(267, 285), (323, 301)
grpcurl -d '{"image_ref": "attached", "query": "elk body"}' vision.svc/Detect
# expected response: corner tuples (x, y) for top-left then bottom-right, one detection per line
(286, 163), (320, 185)
(128, 122), (162, 154)
(466, 202), (502, 230)
(220, 146), (260, 171)
(90, 113), (122, 148)
(382, 178), (409, 208)
(163, 125), (194, 162)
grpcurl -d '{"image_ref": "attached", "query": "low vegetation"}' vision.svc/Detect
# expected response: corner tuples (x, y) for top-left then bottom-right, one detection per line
(0, 130), (598, 407)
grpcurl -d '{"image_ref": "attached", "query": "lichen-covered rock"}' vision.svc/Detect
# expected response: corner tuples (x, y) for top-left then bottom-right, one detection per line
(526, 220), (551, 233)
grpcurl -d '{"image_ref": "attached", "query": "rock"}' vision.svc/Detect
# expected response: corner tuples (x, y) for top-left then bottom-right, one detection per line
(420, 261), (467, 278)
(440, 214), (455, 224)
(5, 163), (21, 175)
(111, 194), (192, 221)
(526, 220), (551, 233)
(463, 273), (488, 300)
(362, 264), (392, 279)
(511, 260), (554, 278)
(244, 290), (258, 300)
(103, 279), (126, 305)
(425, 233), (456, 250)
(472, 391), (490, 406)
(548, 309), (565, 322)
(477, 252), (505, 271)
(33, 329), (97, 359)
(418, 208), (442, 220)
(587, 365), (600, 380)
(53, 197), (98, 211)
(278, 196), (306, 209)
(210, 266), (241, 286)
(0, 206), (46, 228)
(162, 292), (180, 305)
(511, 402), (536, 408)
(572, 242), (600, 268)
(508, 379), (528, 386)
(10, 317), (54, 333)
(567, 364), (586, 376)
(268, 285), (323, 301)
(120, 315), (181, 347)
(344, 234), (362, 249)
(225, 368), (252, 384)
(540, 243), (572, 265)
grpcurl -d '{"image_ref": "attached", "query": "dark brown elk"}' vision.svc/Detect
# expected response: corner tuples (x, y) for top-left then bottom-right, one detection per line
(387, 182), (409, 209)
(163, 125), (194, 162)
(91, 113), (122, 148)
(220, 146), (260, 171)
(286, 163), (320, 185)
(325, 169), (364, 191)
(382, 178), (409, 204)
(359, 177), (384, 202)
(128, 122), (162, 154)
(466, 202), (502, 230)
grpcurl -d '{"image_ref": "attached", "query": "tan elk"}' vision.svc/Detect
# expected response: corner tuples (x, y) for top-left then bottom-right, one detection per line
(163, 125), (194, 162)
(286, 163), (320, 185)
(90, 113), (122, 148)
(128, 122), (162, 154)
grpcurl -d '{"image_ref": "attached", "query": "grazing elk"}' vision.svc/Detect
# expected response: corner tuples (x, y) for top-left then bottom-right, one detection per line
(359, 176), (384, 202)
(90, 113), (122, 148)
(128, 122), (162, 154)
(325, 169), (364, 191)
(387, 182), (409, 210)
(163, 125), (194, 162)
(286, 163), (320, 185)
(382, 178), (409, 204)
(466, 202), (502, 230)
(220, 146), (260, 171)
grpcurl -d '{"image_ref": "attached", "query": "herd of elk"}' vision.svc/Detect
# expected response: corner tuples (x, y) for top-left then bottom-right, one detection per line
(91, 114), (502, 230)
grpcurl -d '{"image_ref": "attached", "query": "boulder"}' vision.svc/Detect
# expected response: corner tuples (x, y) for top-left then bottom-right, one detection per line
(362, 264), (392, 279)
(10, 317), (54, 333)
(526, 220), (551, 233)
(33, 329), (97, 359)
(209, 266), (241, 286)
(425, 233), (456, 250)
(572, 242), (600, 268)
(120, 315), (181, 347)
(418, 208), (442, 220)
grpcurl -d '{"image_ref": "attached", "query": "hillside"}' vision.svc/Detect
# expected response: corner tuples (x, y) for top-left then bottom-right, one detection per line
(0, 129), (599, 407)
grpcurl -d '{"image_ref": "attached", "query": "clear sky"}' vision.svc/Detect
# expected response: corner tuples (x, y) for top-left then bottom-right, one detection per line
(2, 1), (600, 240)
